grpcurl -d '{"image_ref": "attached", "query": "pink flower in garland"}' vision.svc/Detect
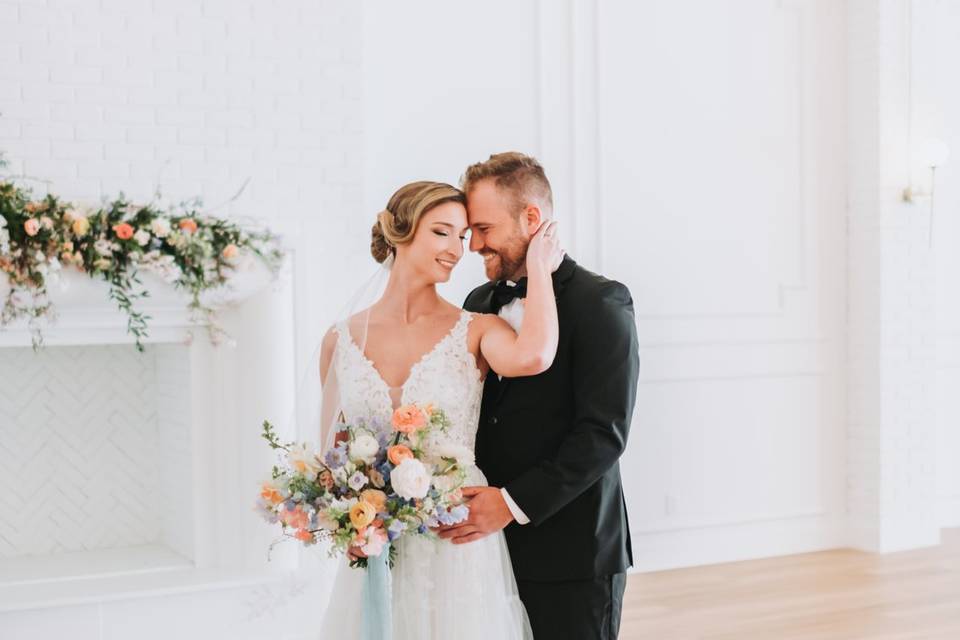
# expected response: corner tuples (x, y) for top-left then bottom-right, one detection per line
(23, 219), (40, 236)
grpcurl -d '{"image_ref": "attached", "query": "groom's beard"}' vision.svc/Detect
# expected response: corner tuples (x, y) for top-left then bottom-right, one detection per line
(483, 236), (527, 282)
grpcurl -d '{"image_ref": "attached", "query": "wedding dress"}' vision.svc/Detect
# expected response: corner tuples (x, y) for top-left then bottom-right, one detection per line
(318, 309), (532, 639)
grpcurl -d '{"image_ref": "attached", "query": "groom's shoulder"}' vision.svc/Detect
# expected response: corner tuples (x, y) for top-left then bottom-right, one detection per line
(566, 262), (633, 307)
(463, 280), (495, 311)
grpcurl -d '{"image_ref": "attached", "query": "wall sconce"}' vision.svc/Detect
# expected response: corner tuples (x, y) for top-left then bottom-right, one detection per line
(902, 138), (950, 248)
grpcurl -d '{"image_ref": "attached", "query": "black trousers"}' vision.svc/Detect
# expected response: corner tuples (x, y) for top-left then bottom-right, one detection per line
(517, 572), (627, 640)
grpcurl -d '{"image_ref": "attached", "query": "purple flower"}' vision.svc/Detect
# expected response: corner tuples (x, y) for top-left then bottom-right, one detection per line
(325, 444), (348, 469)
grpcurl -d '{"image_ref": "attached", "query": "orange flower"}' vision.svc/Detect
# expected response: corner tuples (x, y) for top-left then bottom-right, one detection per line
(260, 483), (284, 505)
(387, 444), (414, 466)
(221, 243), (238, 259)
(360, 489), (388, 513)
(178, 218), (198, 234)
(392, 404), (426, 434)
(349, 500), (376, 530)
(294, 528), (313, 542)
(112, 222), (134, 240)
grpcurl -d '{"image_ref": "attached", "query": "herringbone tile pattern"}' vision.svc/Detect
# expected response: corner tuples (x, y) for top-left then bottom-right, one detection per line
(0, 345), (189, 559)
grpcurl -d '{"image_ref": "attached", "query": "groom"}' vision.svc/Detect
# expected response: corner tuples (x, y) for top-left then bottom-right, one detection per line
(439, 152), (639, 639)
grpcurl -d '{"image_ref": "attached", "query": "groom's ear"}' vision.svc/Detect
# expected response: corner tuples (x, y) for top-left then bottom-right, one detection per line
(522, 204), (543, 236)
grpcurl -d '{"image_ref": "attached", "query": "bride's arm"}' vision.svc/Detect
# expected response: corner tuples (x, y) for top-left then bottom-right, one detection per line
(478, 221), (562, 378)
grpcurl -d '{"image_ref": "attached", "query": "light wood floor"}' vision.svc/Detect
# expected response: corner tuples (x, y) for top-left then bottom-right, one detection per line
(620, 529), (960, 639)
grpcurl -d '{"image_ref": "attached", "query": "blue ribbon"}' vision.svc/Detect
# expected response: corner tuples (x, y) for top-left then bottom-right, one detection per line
(360, 544), (392, 640)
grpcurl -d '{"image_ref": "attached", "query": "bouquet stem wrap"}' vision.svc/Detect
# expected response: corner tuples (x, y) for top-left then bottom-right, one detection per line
(360, 544), (392, 640)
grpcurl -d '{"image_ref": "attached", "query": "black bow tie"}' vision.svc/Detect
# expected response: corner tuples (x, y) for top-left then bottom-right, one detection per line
(492, 277), (527, 312)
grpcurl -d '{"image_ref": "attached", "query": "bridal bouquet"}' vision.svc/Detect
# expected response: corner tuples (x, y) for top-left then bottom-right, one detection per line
(257, 402), (471, 568)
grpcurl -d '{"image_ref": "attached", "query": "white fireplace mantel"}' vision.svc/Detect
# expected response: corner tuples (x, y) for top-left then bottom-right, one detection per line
(0, 262), (279, 348)
(0, 259), (307, 613)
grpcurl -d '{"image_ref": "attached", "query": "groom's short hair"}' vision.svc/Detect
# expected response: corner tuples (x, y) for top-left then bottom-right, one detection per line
(461, 152), (553, 218)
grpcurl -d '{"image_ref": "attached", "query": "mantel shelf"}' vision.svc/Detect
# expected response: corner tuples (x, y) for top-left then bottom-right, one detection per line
(0, 260), (279, 348)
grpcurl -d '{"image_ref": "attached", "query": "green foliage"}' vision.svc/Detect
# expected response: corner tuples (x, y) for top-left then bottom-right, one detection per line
(0, 154), (284, 350)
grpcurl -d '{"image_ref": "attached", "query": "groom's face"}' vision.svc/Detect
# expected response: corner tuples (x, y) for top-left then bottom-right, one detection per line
(466, 179), (529, 282)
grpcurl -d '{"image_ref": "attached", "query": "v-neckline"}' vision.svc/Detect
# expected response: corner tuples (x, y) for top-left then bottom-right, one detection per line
(343, 310), (467, 399)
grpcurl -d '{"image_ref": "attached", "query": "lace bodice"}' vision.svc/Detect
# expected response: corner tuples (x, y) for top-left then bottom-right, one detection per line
(333, 310), (483, 453)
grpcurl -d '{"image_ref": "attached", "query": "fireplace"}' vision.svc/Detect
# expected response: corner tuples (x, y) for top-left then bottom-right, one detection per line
(0, 266), (302, 613)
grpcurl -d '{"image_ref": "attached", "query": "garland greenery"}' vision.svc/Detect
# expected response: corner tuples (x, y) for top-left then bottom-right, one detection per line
(0, 151), (284, 350)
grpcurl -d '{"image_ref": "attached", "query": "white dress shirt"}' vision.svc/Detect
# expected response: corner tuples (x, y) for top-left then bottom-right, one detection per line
(496, 282), (531, 525)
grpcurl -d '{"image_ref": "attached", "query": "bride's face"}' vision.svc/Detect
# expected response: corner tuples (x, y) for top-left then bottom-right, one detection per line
(396, 201), (468, 283)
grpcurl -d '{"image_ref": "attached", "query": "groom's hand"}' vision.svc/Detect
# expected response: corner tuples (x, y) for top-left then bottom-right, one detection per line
(436, 486), (514, 545)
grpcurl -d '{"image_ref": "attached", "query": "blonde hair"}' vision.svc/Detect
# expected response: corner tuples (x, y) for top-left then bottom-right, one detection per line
(460, 151), (553, 218)
(371, 181), (466, 263)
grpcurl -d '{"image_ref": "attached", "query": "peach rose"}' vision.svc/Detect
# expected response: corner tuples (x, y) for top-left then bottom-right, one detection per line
(349, 500), (376, 530)
(360, 489), (388, 513)
(281, 506), (308, 529)
(221, 243), (238, 259)
(178, 218), (198, 234)
(23, 219), (40, 236)
(112, 222), (134, 240)
(387, 444), (414, 466)
(392, 404), (426, 434)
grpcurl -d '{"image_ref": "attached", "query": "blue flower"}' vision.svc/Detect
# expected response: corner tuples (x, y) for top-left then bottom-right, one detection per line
(387, 520), (406, 541)
(325, 444), (348, 469)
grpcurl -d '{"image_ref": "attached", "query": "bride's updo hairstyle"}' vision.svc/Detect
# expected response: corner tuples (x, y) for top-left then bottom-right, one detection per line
(371, 181), (466, 263)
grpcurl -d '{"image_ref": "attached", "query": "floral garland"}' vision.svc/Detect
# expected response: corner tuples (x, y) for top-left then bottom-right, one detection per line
(0, 151), (284, 350)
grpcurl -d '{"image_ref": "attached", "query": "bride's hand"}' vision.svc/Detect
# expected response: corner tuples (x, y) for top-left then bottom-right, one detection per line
(525, 220), (563, 275)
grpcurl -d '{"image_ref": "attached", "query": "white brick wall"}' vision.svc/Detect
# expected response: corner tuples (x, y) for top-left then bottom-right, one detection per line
(0, 1), (360, 635)
(0, 0), (363, 403)
(845, 0), (941, 552)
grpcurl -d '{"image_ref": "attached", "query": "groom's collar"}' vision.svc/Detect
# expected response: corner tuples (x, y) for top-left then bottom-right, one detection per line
(551, 255), (577, 295)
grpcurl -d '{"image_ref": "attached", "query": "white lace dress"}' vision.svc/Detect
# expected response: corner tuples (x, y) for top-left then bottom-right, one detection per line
(319, 310), (532, 640)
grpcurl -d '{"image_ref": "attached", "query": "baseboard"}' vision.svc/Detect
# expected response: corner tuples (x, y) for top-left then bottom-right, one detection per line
(628, 513), (844, 573)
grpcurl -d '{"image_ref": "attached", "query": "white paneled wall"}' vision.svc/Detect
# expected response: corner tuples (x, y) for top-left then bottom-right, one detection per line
(599, 0), (848, 569)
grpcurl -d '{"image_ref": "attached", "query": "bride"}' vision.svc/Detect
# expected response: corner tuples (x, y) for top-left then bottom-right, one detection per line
(317, 180), (562, 639)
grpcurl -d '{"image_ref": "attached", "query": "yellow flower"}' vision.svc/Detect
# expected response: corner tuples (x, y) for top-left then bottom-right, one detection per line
(72, 217), (90, 236)
(349, 500), (376, 530)
(360, 489), (388, 513)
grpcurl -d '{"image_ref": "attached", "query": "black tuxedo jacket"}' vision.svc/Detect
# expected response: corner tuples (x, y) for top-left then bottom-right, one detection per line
(464, 256), (639, 582)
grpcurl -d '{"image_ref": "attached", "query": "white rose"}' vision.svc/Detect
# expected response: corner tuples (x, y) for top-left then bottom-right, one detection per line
(94, 238), (113, 256)
(391, 458), (430, 500)
(349, 430), (380, 463)
(134, 229), (151, 246)
(427, 441), (475, 468)
(431, 473), (459, 493)
(151, 218), (171, 238)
